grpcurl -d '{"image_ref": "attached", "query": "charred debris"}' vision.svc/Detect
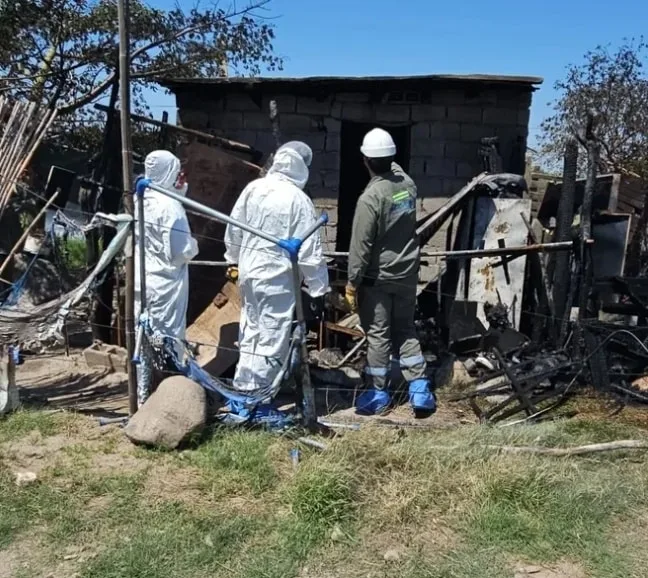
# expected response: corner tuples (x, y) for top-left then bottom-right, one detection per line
(316, 116), (648, 423)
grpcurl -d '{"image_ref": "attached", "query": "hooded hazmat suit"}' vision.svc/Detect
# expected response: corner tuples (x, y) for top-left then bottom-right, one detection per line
(224, 142), (329, 394)
(134, 150), (199, 405)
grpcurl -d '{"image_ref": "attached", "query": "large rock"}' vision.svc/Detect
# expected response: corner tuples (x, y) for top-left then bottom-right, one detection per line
(124, 376), (206, 449)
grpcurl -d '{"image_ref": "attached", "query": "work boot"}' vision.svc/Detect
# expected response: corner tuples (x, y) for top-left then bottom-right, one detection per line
(355, 389), (391, 416)
(408, 379), (437, 419)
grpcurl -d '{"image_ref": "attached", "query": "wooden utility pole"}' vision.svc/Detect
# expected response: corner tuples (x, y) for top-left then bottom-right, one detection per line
(118, 0), (137, 415)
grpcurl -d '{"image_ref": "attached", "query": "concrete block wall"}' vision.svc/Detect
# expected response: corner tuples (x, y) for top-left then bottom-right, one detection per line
(176, 85), (533, 255)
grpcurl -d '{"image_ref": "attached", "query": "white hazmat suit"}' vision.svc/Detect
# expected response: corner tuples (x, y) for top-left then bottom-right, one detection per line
(134, 150), (199, 405)
(224, 142), (329, 394)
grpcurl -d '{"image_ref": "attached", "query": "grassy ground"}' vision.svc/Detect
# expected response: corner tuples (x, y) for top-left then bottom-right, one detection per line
(2, 410), (648, 578)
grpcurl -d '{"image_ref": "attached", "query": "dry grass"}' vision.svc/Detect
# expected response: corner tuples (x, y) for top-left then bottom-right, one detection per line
(2, 410), (648, 577)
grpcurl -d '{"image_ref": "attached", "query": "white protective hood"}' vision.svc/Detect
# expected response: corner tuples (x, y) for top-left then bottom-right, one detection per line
(267, 144), (311, 191)
(223, 142), (329, 392)
(134, 150), (198, 352)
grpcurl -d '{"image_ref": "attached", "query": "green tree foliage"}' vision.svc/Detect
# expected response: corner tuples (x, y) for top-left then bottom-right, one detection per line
(0, 0), (281, 149)
(540, 39), (648, 178)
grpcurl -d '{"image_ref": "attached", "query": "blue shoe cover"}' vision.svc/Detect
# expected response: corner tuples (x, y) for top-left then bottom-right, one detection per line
(224, 400), (294, 429)
(408, 379), (437, 415)
(355, 389), (391, 416)
(226, 399), (252, 419)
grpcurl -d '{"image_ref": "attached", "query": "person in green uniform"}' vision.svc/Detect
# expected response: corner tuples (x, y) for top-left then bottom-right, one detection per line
(345, 128), (436, 417)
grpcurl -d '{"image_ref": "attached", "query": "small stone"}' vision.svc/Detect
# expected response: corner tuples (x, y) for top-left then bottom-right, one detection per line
(383, 549), (401, 562)
(15, 471), (37, 486)
(204, 535), (214, 547)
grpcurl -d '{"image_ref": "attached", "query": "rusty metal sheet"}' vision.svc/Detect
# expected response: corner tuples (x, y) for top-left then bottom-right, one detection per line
(180, 141), (260, 323)
(186, 280), (240, 377)
(456, 197), (531, 330)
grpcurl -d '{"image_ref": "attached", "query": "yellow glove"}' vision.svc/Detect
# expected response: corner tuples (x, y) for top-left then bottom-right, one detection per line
(225, 265), (239, 283)
(345, 284), (358, 313)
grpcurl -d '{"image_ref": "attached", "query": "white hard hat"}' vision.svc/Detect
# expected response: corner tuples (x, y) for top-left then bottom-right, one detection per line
(360, 128), (396, 158)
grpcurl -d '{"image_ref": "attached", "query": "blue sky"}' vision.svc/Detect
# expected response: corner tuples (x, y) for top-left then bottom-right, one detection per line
(147, 0), (648, 147)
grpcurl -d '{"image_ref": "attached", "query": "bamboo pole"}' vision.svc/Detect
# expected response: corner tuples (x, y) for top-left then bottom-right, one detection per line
(0, 191), (59, 280)
(0, 103), (32, 193)
(0, 102), (36, 193)
(0, 108), (58, 213)
(0, 101), (22, 154)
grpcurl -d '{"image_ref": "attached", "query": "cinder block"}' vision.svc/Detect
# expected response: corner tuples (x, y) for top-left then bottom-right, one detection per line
(262, 95), (296, 113)
(178, 108), (208, 129)
(255, 131), (277, 154)
(225, 130), (257, 147)
(456, 161), (479, 179)
(322, 171), (340, 190)
(304, 133), (326, 152)
(280, 114), (314, 131)
(335, 92), (371, 103)
(497, 90), (532, 109)
(375, 104), (411, 123)
(409, 157), (427, 178)
(517, 108), (531, 127)
(482, 107), (518, 126)
(308, 185), (333, 199)
(430, 122), (461, 140)
(410, 139), (445, 158)
(324, 118), (342, 133)
(425, 158), (456, 178)
(321, 209), (338, 228)
(415, 177), (444, 198)
(411, 123), (430, 140)
(427, 88), (466, 106)
(464, 89), (498, 107)
(242, 112), (272, 131)
(311, 151), (339, 172)
(84, 343), (128, 373)
(341, 103), (373, 122)
(443, 178), (469, 196)
(444, 141), (480, 161)
(297, 97), (333, 115)
(226, 93), (261, 112)
(447, 106), (482, 124)
(459, 123), (490, 143)
(210, 112), (244, 131)
(411, 104), (446, 121)
(325, 133), (340, 152)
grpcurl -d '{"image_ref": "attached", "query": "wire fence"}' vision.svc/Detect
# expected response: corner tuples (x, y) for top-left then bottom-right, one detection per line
(3, 169), (648, 424)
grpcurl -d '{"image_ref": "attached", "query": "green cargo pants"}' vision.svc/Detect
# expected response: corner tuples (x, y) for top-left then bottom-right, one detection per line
(358, 276), (427, 390)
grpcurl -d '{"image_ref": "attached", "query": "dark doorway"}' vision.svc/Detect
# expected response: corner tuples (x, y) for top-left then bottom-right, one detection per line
(336, 121), (410, 251)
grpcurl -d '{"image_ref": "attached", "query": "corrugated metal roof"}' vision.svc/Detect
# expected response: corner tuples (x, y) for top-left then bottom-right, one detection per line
(161, 74), (543, 91)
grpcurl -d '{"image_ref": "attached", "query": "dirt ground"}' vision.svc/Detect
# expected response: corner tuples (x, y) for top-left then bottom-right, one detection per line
(17, 351), (130, 416)
(15, 350), (471, 428)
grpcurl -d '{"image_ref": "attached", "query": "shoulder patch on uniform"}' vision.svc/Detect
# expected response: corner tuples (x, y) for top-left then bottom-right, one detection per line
(390, 190), (414, 214)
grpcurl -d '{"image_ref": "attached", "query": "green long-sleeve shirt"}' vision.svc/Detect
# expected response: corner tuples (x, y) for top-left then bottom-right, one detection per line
(347, 163), (420, 287)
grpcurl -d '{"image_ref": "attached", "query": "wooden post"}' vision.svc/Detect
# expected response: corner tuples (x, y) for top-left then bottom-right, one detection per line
(159, 111), (169, 147)
(0, 345), (19, 415)
(118, 0), (138, 416)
